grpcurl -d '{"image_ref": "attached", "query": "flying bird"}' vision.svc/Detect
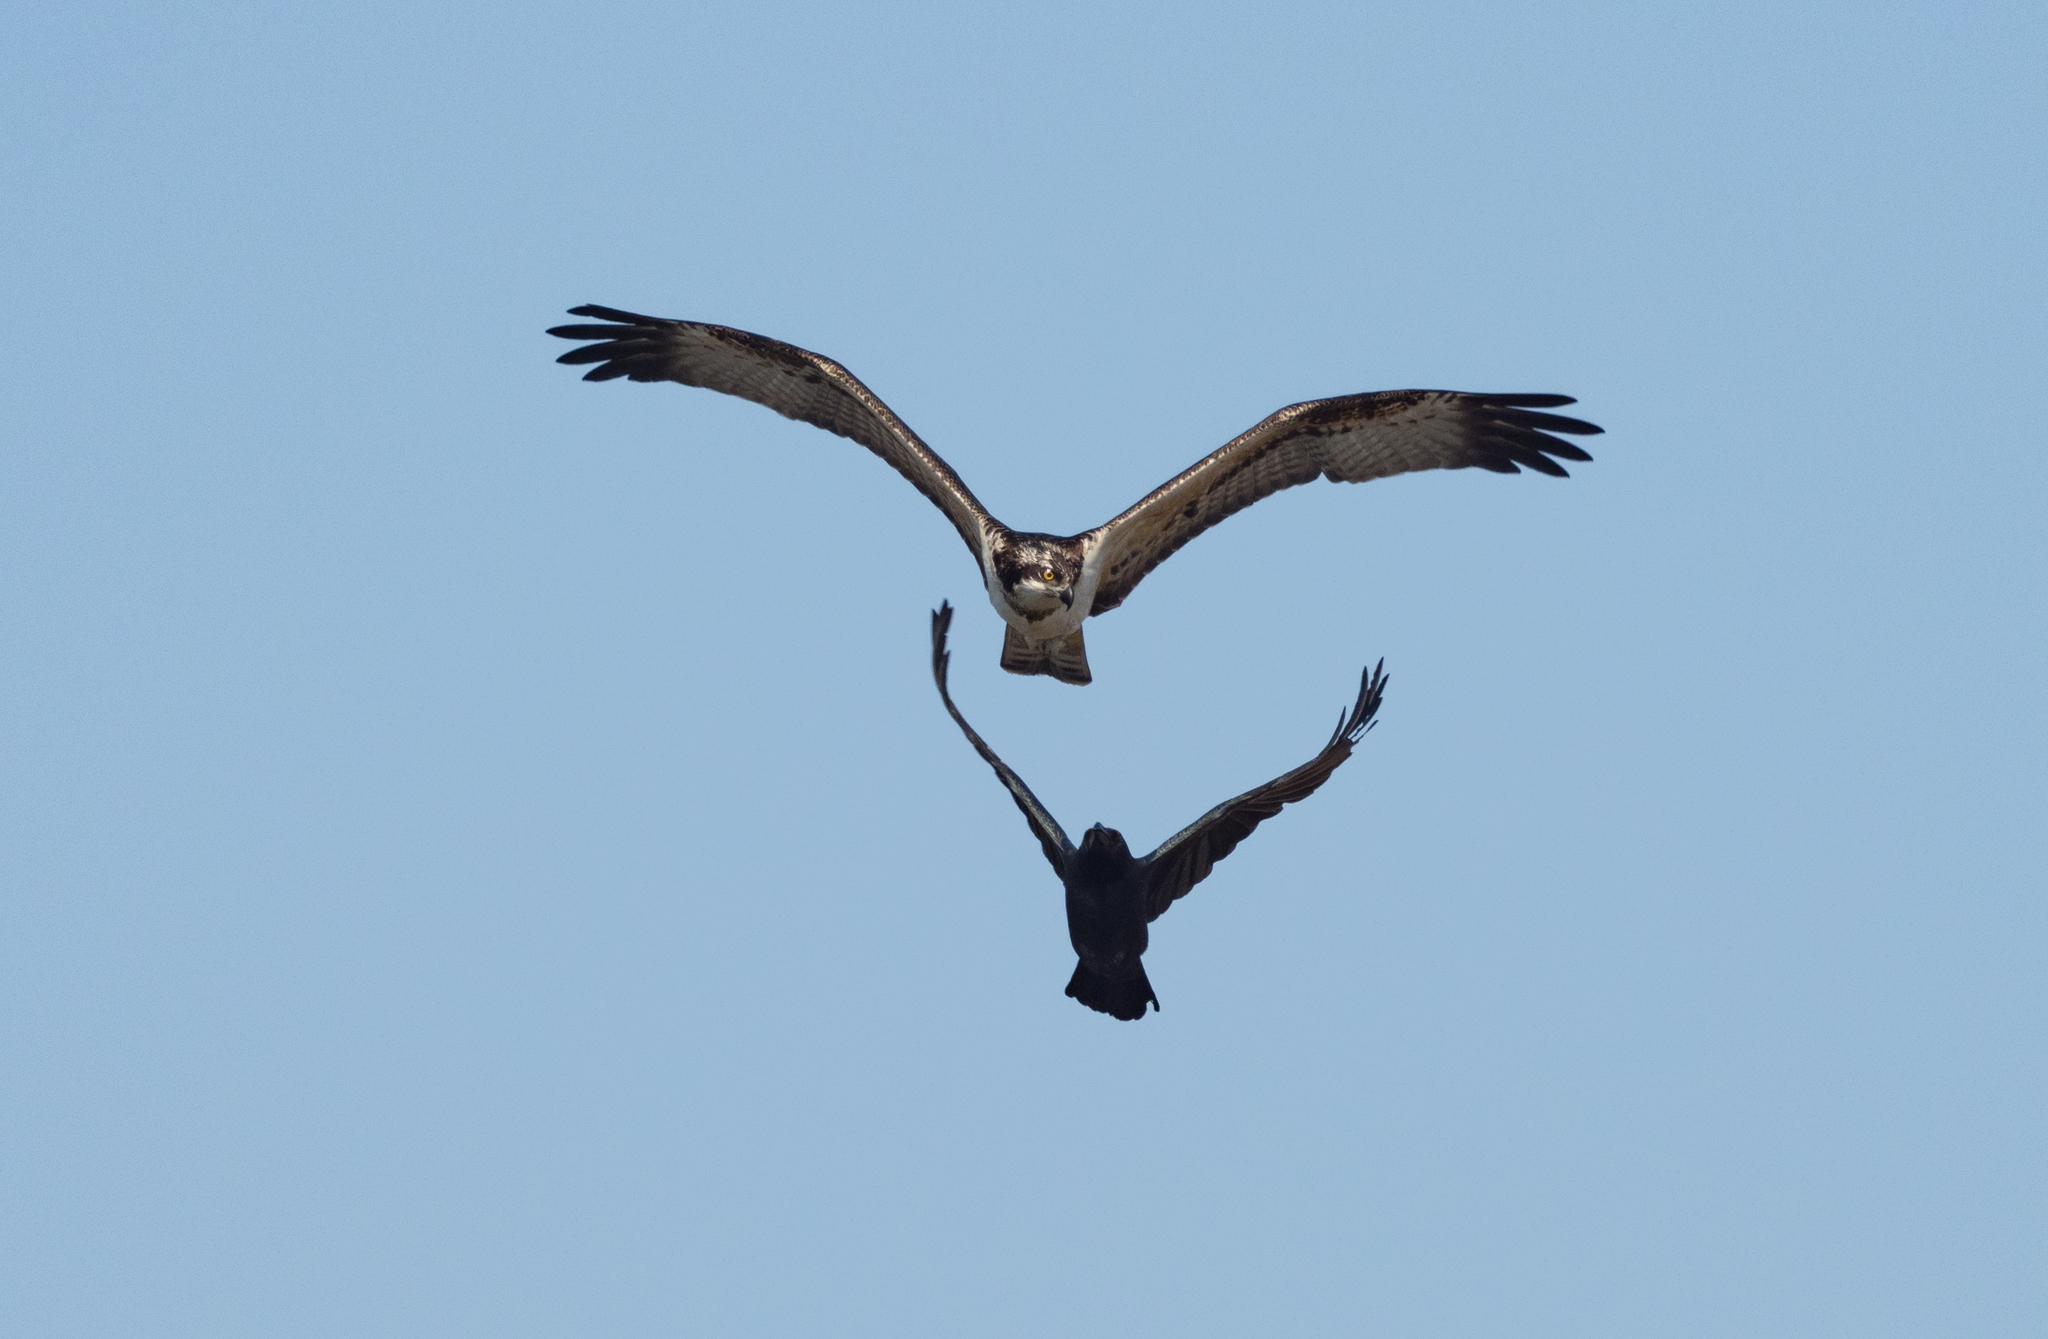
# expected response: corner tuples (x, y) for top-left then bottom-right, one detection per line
(929, 601), (1387, 1019)
(549, 304), (1600, 685)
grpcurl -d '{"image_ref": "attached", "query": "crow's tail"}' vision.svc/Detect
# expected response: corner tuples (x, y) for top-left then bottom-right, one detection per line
(1065, 959), (1159, 1021)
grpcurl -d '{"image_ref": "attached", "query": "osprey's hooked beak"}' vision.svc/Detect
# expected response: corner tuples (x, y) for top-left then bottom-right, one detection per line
(1059, 588), (1074, 609)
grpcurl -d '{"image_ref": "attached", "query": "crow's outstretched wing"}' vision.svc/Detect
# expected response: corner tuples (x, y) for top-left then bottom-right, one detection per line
(1084, 392), (1600, 614)
(930, 602), (1074, 875)
(1140, 660), (1388, 920)
(549, 305), (992, 559)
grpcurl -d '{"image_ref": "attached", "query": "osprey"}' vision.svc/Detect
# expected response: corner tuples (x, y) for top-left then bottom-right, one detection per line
(929, 601), (1387, 1019)
(549, 304), (1601, 685)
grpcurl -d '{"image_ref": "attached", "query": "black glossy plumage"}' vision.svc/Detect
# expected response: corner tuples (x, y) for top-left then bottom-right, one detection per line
(929, 602), (1388, 1019)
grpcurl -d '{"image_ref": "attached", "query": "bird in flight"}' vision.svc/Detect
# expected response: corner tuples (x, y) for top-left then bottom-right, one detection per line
(549, 304), (1600, 685)
(929, 601), (1387, 1019)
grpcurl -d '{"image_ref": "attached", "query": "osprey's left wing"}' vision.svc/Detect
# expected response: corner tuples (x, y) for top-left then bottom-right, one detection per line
(930, 602), (1074, 876)
(1084, 391), (1601, 614)
(548, 305), (993, 559)
(1139, 660), (1388, 921)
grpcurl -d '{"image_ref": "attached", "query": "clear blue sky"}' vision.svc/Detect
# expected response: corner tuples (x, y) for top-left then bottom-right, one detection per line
(5, 1), (2043, 1334)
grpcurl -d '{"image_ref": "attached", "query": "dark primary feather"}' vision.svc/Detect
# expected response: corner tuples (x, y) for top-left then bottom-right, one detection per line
(547, 305), (992, 558)
(1139, 660), (1388, 920)
(929, 602), (1073, 874)
(1085, 391), (1602, 614)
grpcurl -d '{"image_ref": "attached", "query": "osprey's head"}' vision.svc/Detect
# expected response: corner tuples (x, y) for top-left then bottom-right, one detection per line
(992, 534), (1080, 616)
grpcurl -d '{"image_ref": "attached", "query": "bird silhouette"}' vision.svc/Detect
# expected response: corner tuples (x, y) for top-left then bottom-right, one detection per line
(929, 601), (1388, 1018)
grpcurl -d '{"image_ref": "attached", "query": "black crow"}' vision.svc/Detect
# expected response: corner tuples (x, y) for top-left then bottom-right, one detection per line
(929, 601), (1388, 1019)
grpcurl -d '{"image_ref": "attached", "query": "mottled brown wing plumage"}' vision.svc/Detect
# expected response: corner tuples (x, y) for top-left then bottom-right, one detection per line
(1086, 392), (1602, 614)
(930, 602), (1074, 876)
(548, 305), (992, 559)
(1139, 660), (1387, 921)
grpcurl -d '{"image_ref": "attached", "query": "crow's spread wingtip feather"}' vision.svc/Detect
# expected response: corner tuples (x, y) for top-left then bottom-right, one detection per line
(1347, 659), (1389, 744)
(930, 601), (959, 690)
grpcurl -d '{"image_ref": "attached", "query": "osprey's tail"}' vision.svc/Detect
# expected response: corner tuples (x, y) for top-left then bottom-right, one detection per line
(1065, 959), (1159, 1021)
(1000, 626), (1092, 686)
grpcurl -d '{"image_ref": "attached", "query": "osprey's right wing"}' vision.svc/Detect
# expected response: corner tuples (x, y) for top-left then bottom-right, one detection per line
(1083, 391), (1600, 615)
(549, 305), (993, 560)
(930, 602), (1074, 876)
(1140, 659), (1388, 921)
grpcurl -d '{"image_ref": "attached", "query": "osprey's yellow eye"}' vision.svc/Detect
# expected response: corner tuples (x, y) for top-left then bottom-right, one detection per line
(1040, 566), (1059, 583)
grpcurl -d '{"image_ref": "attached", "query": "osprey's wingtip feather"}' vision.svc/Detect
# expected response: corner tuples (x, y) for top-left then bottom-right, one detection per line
(564, 303), (664, 326)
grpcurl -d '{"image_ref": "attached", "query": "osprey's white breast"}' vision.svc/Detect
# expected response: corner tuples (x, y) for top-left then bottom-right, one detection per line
(978, 533), (1102, 643)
